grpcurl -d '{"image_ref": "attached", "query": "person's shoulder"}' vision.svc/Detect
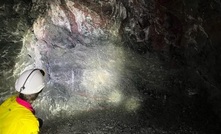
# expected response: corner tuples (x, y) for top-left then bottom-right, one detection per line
(8, 112), (39, 134)
(0, 95), (18, 107)
(21, 116), (39, 125)
(20, 116), (39, 133)
(20, 110), (38, 121)
(6, 94), (17, 100)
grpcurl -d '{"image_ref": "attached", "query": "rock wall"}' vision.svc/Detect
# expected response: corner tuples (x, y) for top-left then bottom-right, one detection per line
(0, 0), (221, 133)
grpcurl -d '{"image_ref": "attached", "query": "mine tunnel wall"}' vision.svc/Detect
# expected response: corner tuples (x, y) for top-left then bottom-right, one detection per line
(0, 0), (221, 133)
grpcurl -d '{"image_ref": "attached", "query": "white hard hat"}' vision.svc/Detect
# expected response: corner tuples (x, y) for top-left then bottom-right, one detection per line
(15, 69), (45, 95)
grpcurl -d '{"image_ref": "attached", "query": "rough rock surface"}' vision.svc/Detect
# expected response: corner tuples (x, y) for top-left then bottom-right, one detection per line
(0, 0), (221, 133)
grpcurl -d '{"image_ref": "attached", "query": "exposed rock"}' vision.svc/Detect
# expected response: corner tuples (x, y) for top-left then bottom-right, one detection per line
(0, 0), (221, 133)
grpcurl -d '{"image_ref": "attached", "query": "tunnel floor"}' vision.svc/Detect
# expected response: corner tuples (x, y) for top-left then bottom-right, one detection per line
(40, 89), (221, 134)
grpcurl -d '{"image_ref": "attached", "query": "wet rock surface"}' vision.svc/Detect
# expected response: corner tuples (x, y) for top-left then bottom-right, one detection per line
(0, 0), (221, 133)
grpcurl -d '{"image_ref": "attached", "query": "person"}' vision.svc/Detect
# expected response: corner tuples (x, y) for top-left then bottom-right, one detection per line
(0, 68), (46, 134)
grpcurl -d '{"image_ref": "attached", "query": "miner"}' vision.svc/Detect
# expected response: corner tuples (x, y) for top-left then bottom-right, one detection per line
(0, 69), (45, 134)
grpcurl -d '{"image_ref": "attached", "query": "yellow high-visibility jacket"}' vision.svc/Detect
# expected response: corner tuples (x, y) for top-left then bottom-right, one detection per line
(0, 95), (39, 134)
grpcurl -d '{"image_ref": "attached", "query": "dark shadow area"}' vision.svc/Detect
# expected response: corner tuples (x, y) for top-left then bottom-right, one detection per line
(0, 41), (23, 95)
(118, 0), (221, 133)
(39, 90), (221, 134)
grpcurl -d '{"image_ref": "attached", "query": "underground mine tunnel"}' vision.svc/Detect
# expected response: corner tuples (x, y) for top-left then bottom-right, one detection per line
(0, 0), (221, 133)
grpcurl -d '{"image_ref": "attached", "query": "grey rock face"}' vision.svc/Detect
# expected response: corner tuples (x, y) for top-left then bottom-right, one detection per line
(0, 0), (221, 133)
